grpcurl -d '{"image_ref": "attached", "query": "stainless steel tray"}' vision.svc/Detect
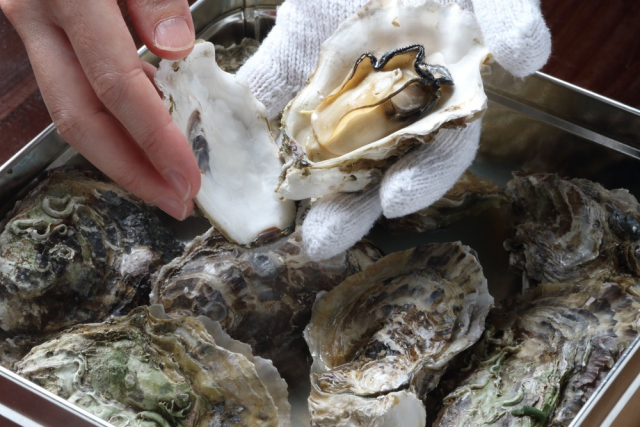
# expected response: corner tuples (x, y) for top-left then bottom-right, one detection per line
(1, 0), (640, 425)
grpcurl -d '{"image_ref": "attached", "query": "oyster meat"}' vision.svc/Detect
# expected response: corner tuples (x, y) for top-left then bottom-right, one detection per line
(380, 170), (508, 233)
(151, 227), (382, 384)
(278, 0), (491, 200)
(0, 169), (182, 335)
(435, 278), (640, 427)
(305, 242), (493, 426)
(16, 305), (291, 426)
(505, 173), (640, 285)
(156, 42), (296, 246)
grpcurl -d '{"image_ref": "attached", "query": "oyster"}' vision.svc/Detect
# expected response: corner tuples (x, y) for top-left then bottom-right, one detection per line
(278, 1), (491, 200)
(16, 305), (291, 426)
(0, 330), (48, 370)
(156, 42), (296, 245)
(0, 169), (181, 334)
(435, 278), (640, 427)
(380, 170), (507, 233)
(305, 242), (492, 425)
(151, 227), (382, 384)
(215, 38), (260, 73)
(505, 173), (640, 285)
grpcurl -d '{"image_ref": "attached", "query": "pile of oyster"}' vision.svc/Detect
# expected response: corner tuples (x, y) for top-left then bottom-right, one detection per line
(2, 0), (640, 426)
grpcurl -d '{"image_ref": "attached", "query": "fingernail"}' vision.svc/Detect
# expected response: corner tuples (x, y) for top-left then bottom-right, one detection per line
(154, 197), (188, 220)
(163, 170), (191, 201)
(154, 17), (194, 51)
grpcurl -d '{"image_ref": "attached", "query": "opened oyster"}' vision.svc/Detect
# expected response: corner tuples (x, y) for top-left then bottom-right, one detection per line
(278, 1), (491, 200)
(151, 227), (382, 384)
(305, 242), (492, 425)
(505, 173), (640, 285)
(380, 170), (508, 233)
(17, 305), (291, 426)
(435, 278), (640, 426)
(156, 42), (296, 245)
(0, 169), (181, 334)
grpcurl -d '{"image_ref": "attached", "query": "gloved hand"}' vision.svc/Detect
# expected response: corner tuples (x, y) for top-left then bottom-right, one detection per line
(238, 0), (551, 260)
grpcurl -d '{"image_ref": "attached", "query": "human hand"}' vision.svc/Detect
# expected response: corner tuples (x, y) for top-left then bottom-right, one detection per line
(0, 0), (201, 220)
(238, 0), (551, 260)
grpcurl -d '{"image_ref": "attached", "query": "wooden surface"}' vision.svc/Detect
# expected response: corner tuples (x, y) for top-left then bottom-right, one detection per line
(1, 0), (639, 165)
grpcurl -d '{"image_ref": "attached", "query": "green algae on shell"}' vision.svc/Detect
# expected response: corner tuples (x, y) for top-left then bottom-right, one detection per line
(434, 279), (640, 427)
(16, 305), (291, 426)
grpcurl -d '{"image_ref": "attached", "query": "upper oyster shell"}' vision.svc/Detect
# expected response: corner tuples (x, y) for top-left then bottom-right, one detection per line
(156, 42), (296, 245)
(16, 305), (291, 426)
(305, 242), (492, 425)
(435, 278), (640, 427)
(0, 169), (182, 334)
(278, 1), (491, 200)
(505, 173), (640, 285)
(151, 227), (382, 384)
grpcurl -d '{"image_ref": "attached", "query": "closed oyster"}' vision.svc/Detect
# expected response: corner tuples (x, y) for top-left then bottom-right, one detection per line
(505, 173), (640, 285)
(16, 306), (290, 426)
(151, 227), (382, 384)
(278, 1), (491, 200)
(0, 169), (181, 334)
(305, 242), (492, 426)
(156, 42), (296, 245)
(380, 170), (507, 233)
(435, 278), (640, 427)
(215, 38), (260, 73)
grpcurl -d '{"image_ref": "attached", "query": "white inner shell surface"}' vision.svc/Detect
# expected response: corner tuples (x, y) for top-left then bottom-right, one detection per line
(279, 0), (491, 200)
(156, 42), (296, 245)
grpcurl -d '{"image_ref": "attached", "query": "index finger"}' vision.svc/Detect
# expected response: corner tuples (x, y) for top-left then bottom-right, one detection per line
(48, 0), (200, 202)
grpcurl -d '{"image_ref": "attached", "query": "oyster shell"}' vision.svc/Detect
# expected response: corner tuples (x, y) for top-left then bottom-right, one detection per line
(380, 170), (507, 233)
(505, 173), (640, 285)
(215, 38), (260, 73)
(16, 305), (291, 426)
(435, 278), (640, 427)
(156, 42), (296, 245)
(0, 169), (182, 334)
(305, 242), (492, 425)
(278, 1), (491, 200)
(151, 227), (382, 384)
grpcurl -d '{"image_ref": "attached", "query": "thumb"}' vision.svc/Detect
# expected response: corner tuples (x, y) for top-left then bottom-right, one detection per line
(128, 0), (195, 60)
(472, 0), (551, 77)
(302, 187), (382, 261)
(381, 120), (481, 218)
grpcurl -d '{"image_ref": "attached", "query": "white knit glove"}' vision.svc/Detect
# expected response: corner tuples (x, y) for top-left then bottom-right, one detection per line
(238, 0), (551, 260)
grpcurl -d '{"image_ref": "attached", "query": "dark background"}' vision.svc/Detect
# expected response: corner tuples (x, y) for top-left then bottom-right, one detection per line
(1, 0), (639, 164)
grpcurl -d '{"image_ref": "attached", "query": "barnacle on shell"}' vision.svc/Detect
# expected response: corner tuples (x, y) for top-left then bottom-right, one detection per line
(0, 169), (182, 335)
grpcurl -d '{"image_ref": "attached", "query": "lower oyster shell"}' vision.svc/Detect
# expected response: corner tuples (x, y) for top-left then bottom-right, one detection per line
(0, 169), (182, 334)
(16, 306), (290, 426)
(151, 227), (382, 384)
(305, 242), (493, 426)
(435, 278), (640, 427)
